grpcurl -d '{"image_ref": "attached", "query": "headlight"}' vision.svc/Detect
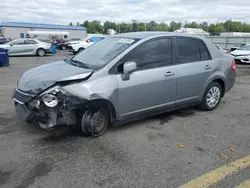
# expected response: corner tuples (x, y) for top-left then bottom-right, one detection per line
(42, 93), (58, 107)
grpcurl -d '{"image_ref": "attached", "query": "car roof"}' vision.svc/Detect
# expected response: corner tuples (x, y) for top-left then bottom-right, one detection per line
(113, 32), (204, 40)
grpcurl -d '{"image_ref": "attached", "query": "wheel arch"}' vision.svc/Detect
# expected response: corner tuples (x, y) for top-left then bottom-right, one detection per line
(81, 98), (117, 125)
(202, 74), (227, 99)
(213, 78), (225, 97)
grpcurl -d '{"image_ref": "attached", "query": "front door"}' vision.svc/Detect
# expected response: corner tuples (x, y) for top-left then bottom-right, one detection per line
(116, 37), (177, 120)
(174, 37), (217, 106)
(9, 39), (26, 55)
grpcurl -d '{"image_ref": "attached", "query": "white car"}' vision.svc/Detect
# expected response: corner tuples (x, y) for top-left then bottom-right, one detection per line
(0, 38), (51, 56)
(214, 44), (228, 54)
(68, 36), (105, 54)
(230, 44), (250, 64)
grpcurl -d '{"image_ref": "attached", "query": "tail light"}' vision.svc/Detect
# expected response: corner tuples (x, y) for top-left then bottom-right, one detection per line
(231, 60), (236, 71)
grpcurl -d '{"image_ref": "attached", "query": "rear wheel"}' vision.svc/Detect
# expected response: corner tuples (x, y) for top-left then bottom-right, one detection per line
(199, 82), (222, 111)
(81, 106), (109, 137)
(78, 48), (84, 53)
(37, 49), (46, 57)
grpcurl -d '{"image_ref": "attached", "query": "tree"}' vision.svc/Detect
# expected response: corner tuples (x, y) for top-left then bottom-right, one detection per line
(76, 19), (250, 34)
(199, 22), (209, 31)
(132, 20), (139, 32)
(76, 22), (80, 26)
(184, 21), (200, 28)
(69, 22), (73, 26)
(169, 21), (182, 31)
(103, 21), (117, 33)
(156, 22), (169, 31)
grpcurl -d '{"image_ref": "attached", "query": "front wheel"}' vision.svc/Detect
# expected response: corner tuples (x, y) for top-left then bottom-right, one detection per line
(199, 82), (222, 111)
(81, 106), (109, 137)
(37, 49), (46, 57)
(78, 48), (84, 53)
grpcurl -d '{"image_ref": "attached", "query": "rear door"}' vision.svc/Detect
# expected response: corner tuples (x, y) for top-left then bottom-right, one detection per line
(174, 37), (218, 106)
(116, 37), (177, 119)
(24, 39), (38, 53)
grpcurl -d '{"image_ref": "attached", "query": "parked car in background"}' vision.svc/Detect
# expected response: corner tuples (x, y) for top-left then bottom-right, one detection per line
(57, 38), (81, 50)
(12, 32), (236, 137)
(0, 36), (11, 44)
(230, 44), (250, 64)
(214, 44), (229, 54)
(0, 38), (52, 56)
(231, 43), (246, 52)
(68, 36), (106, 54)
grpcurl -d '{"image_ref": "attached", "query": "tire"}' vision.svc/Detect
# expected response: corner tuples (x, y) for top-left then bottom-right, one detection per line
(37, 49), (46, 57)
(81, 106), (109, 137)
(62, 46), (66, 50)
(78, 48), (84, 53)
(199, 82), (222, 111)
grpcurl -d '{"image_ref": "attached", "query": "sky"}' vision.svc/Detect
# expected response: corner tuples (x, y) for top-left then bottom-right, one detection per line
(1, 0), (250, 25)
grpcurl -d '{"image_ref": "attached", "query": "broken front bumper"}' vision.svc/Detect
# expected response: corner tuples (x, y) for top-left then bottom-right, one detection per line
(12, 87), (80, 130)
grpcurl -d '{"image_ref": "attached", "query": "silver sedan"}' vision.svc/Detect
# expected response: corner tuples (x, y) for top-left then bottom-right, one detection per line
(0, 38), (52, 56)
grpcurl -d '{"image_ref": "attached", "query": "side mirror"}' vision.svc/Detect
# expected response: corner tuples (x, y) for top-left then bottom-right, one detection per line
(122, 61), (137, 81)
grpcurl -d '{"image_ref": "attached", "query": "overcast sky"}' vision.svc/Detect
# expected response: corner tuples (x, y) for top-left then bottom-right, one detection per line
(1, 0), (250, 25)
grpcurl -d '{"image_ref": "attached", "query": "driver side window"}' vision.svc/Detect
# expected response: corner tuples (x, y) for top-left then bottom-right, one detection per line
(125, 37), (172, 70)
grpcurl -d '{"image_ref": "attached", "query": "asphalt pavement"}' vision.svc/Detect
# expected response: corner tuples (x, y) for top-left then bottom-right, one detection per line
(0, 51), (250, 188)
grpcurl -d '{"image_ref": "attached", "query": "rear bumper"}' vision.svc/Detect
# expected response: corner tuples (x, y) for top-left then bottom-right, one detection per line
(226, 71), (236, 93)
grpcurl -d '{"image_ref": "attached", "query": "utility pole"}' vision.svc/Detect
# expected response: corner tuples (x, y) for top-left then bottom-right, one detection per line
(227, 18), (232, 32)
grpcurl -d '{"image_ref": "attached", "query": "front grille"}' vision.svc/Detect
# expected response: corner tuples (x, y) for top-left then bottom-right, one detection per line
(68, 46), (73, 50)
(12, 88), (33, 104)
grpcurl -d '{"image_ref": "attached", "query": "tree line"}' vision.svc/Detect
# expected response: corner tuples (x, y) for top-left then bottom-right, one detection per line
(69, 20), (250, 34)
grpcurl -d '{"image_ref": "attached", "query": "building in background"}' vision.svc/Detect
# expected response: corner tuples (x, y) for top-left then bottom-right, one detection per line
(0, 22), (87, 40)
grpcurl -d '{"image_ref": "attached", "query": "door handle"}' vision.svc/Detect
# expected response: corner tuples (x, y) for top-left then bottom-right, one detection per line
(204, 65), (212, 69)
(164, 71), (175, 77)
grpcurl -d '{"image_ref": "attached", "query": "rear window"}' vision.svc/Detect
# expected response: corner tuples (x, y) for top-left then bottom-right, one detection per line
(176, 37), (211, 64)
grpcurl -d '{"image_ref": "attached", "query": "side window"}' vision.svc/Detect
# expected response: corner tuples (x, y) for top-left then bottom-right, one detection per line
(199, 41), (211, 61)
(25, 40), (38, 44)
(125, 38), (172, 70)
(10, 39), (25, 45)
(176, 37), (200, 64)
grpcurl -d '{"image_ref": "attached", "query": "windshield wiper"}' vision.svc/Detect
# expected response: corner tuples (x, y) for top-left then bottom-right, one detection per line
(69, 59), (90, 69)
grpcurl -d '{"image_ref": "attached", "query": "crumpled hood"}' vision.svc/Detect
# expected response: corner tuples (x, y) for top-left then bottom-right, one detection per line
(17, 60), (93, 93)
(231, 50), (250, 56)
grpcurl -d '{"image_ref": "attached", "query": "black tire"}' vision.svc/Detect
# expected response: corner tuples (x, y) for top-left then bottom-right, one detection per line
(37, 48), (46, 57)
(81, 106), (109, 137)
(199, 82), (222, 111)
(78, 48), (84, 53)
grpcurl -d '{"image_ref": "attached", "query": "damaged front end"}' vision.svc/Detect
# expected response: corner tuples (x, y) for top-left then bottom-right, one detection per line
(13, 85), (86, 130)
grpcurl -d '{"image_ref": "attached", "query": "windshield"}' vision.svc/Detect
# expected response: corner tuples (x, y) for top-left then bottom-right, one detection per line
(237, 45), (250, 50)
(70, 37), (138, 69)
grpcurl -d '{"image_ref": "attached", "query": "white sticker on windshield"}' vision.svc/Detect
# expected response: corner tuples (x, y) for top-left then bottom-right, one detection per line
(118, 39), (135, 44)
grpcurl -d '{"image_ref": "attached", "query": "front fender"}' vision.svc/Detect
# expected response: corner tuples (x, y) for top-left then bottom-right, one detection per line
(61, 75), (119, 114)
